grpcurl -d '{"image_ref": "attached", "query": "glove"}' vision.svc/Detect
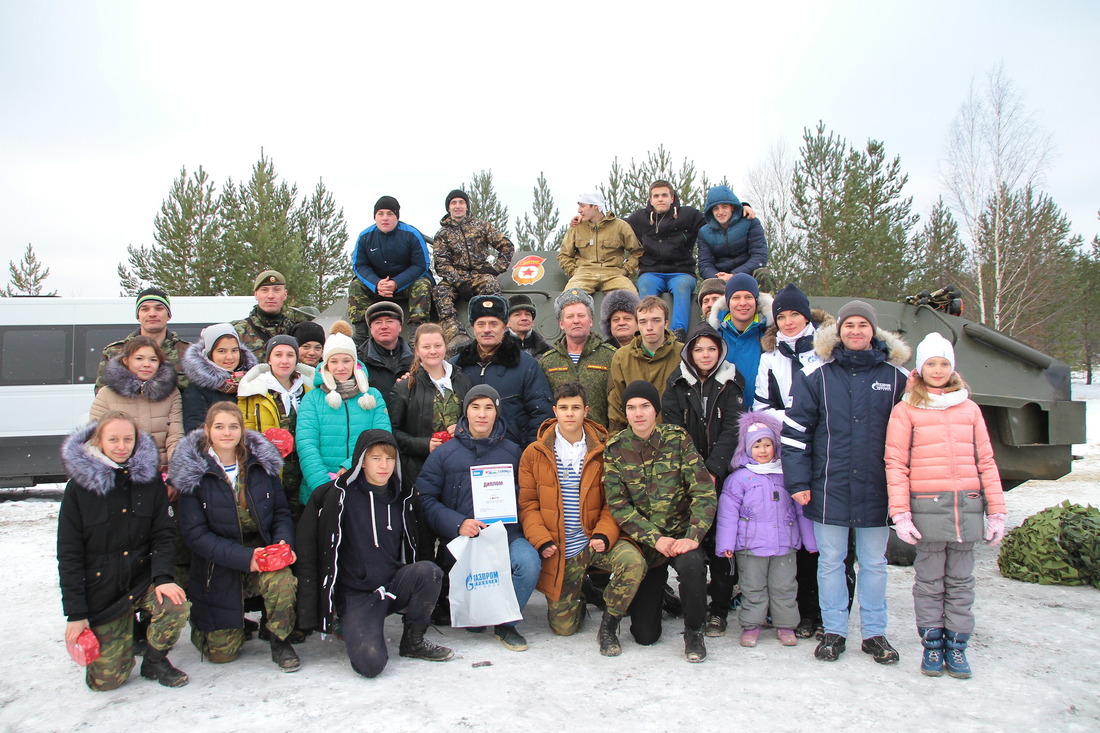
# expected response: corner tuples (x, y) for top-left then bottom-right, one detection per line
(891, 512), (922, 545)
(984, 513), (1006, 546)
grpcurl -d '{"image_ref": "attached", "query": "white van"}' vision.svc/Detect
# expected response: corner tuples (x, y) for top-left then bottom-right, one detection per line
(0, 296), (255, 487)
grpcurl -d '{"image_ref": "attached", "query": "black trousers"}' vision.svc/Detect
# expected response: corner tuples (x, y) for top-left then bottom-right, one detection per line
(628, 548), (707, 645)
(703, 525), (737, 617)
(336, 561), (442, 678)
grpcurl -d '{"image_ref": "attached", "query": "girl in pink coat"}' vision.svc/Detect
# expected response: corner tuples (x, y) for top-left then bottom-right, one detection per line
(884, 333), (1006, 680)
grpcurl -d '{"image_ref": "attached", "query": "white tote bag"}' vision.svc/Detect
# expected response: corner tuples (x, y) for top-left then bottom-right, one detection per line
(446, 521), (522, 628)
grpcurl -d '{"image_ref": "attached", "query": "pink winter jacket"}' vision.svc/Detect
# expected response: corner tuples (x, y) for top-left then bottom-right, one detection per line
(884, 387), (1005, 543)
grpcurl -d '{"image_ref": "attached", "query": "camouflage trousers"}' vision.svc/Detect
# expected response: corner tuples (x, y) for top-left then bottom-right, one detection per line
(347, 277), (432, 333)
(85, 585), (190, 691)
(547, 539), (646, 635)
(433, 274), (502, 339)
(191, 567), (297, 663)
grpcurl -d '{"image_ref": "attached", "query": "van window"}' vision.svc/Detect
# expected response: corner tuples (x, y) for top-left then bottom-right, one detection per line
(77, 326), (134, 383)
(0, 327), (71, 385)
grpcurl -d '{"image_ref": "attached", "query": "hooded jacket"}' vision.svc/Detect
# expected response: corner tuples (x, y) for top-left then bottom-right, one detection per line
(387, 364), (473, 493)
(780, 324), (911, 528)
(57, 424), (174, 625)
(171, 428), (293, 632)
(181, 339), (258, 432)
(432, 215), (515, 281)
(352, 221), (434, 292)
(236, 362), (315, 433)
(607, 330), (683, 432)
(697, 186), (768, 279)
(663, 324), (745, 482)
(558, 213), (642, 277)
(626, 191), (706, 276)
(539, 333), (618, 428)
(709, 292), (772, 411)
(451, 333), (553, 446)
(90, 357), (183, 470)
(754, 307), (834, 417)
(296, 430), (419, 634)
(518, 418), (619, 600)
(885, 384), (1006, 543)
(416, 415), (525, 544)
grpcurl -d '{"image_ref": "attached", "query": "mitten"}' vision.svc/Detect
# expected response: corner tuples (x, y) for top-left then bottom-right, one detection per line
(891, 512), (922, 545)
(984, 513), (1006, 545)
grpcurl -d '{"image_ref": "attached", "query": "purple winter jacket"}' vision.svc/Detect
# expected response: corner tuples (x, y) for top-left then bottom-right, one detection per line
(715, 466), (817, 556)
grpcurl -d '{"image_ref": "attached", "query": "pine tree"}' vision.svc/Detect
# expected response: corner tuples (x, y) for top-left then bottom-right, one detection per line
(792, 122), (850, 296)
(116, 166), (229, 296)
(297, 179), (349, 311)
(597, 145), (715, 215)
(462, 169), (511, 237)
(515, 172), (565, 251)
(911, 198), (972, 298)
(3, 243), (56, 296)
(1073, 230), (1100, 382)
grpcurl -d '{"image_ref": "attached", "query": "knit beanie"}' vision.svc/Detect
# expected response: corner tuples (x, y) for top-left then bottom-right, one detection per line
(374, 195), (400, 217)
(915, 332), (955, 374)
(772, 283), (812, 323)
(600, 289), (640, 339)
(288, 320), (325, 347)
(264, 334), (299, 362)
(321, 320), (376, 411)
(445, 189), (470, 211)
(622, 380), (661, 413)
(836, 300), (879, 333)
(135, 287), (171, 317)
(554, 287), (594, 321)
(724, 272), (760, 303)
(697, 278), (726, 308)
(469, 295), (508, 325)
(200, 323), (240, 358)
(463, 384), (501, 412)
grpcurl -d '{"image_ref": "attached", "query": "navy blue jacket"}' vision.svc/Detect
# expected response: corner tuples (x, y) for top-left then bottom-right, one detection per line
(416, 417), (524, 544)
(780, 326), (910, 528)
(451, 334), (553, 445)
(171, 429), (294, 632)
(697, 185), (768, 279)
(352, 221), (434, 292)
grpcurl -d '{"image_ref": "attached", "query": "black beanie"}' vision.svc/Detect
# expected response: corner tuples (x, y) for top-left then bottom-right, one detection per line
(622, 380), (661, 413)
(446, 189), (470, 211)
(264, 335), (299, 362)
(135, 287), (171, 317)
(289, 320), (325, 347)
(772, 283), (812, 323)
(374, 195), (400, 217)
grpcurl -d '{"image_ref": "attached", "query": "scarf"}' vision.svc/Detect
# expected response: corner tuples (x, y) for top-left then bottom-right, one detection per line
(776, 323), (816, 362)
(333, 377), (360, 402)
(554, 426), (587, 475)
(745, 459), (784, 475)
(85, 443), (125, 470)
(257, 370), (304, 415)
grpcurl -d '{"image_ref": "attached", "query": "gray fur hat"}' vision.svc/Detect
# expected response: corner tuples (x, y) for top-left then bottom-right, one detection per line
(555, 287), (594, 321)
(599, 289), (640, 339)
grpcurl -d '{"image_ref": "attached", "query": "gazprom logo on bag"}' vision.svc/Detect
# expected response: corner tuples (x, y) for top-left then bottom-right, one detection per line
(466, 570), (501, 591)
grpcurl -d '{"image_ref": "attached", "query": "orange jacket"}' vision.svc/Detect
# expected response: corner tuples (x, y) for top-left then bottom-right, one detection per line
(519, 418), (620, 601)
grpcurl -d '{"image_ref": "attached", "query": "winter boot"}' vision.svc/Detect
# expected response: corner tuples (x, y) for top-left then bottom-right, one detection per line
(777, 628), (798, 646)
(662, 584), (683, 618)
(814, 633), (846, 661)
(399, 623), (454, 662)
(740, 626), (760, 647)
(493, 624), (529, 652)
(270, 636), (301, 672)
(861, 635), (900, 664)
(794, 617), (817, 639)
(140, 646), (189, 688)
(704, 613), (728, 638)
(684, 626), (707, 663)
(944, 630), (972, 679)
(597, 611), (623, 657)
(918, 627), (945, 677)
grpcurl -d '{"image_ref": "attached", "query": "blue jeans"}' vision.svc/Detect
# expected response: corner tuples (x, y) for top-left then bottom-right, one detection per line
(636, 272), (696, 333)
(812, 522), (889, 639)
(506, 537), (541, 627)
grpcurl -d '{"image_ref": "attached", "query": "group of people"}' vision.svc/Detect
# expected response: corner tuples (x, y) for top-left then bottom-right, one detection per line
(59, 178), (1006, 692)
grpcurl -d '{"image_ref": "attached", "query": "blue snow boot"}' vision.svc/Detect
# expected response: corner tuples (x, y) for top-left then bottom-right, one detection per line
(918, 627), (944, 677)
(944, 630), (972, 679)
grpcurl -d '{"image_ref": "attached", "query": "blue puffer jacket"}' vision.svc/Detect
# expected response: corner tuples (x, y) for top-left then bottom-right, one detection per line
(415, 416), (524, 544)
(352, 221), (434, 292)
(708, 293), (771, 411)
(780, 325), (910, 528)
(171, 429), (294, 632)
(697, 185), (768, 279)
(296, 382), (391, 500)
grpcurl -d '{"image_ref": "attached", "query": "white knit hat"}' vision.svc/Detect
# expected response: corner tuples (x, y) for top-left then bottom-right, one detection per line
(320, 321), (376, 410)
(915, 332), (955, 374)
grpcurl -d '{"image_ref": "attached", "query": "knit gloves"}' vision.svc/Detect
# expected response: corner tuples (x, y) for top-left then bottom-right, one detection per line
(891, 512), (922, 545)
(984, 513), (1007, 545)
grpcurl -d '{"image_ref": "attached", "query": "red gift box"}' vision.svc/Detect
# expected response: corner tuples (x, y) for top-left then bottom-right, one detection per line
(432, 430), (453, 444)
(68, 627), (101, 666)
(263, 428), (295, 458)
(255, 543), (294, 572)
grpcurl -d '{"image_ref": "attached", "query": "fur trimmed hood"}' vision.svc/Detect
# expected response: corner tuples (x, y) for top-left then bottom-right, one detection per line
(61, 423), (160, 495)
(732, 410), (784, 469)
(760, 307), (835, 352)
(708, 292), (774, 332)
(101, 355), (178, 402)
(236, 362), (315, 399)
(673, 323), (737, 386)
(181, 340), (258, 391)
(169, 427), (284, 495)
(813, 323), (912, 366)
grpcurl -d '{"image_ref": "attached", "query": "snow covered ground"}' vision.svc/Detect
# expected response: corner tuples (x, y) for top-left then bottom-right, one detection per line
(1, 391), (1098, 733)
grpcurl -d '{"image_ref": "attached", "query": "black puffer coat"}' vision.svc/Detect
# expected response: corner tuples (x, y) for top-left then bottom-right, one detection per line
(626, 191), (706, 276)
(181, 340), (258, 432)
(386, 365), (473, 492)
(171, 428), (293, 631)
(57, 424), (174, 625)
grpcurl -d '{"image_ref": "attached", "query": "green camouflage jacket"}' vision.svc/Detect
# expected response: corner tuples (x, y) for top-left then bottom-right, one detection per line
(603, 423), (716, 566)
(539, 333), (617, 427)
(95, 329), (191, 392)
(232, 305), (307, 359)
(432, 215), (515, 282)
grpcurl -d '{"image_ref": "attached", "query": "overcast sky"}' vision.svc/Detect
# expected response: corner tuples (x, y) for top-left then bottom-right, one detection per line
(2, 0), (1096, 297)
